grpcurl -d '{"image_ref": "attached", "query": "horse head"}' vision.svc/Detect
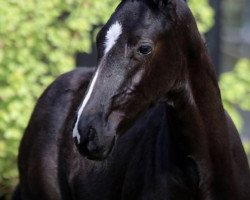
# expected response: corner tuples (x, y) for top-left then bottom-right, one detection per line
(73, 0), (204, 160)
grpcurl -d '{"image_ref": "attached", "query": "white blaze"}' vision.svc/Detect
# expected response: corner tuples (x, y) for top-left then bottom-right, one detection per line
(104, 21), (122, 54)
(73, 21), (123, 143)
(73, 68), (100, 143)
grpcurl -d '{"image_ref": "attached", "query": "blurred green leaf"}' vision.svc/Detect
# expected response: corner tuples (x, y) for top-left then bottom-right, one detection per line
(189, 0), (214, 33)
(220, 59), (250, 132)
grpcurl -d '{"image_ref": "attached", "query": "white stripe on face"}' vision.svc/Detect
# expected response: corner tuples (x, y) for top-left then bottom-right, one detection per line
(72, 21), (123, 143)
(104, 21), (122, 54)
(73, 67), (100, 143)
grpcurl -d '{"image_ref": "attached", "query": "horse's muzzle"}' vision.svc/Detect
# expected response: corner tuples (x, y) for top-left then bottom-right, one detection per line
(76, 125), (116, 161)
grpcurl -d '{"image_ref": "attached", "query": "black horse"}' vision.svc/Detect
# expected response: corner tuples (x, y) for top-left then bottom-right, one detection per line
(17, 0), (250, 199)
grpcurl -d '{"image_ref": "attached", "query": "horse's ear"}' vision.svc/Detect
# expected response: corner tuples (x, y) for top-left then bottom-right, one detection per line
(152, 0), (174, 7)
(153, 0), (168, 5)
(152, 0), (186, 5)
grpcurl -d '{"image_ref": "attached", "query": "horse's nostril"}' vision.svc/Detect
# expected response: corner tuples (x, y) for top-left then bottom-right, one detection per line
(86, 127), (100, 153)
(88, 127), (97, 141)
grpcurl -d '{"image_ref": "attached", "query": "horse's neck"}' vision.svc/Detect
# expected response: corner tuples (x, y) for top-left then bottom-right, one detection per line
(190, 51), (231, 157)
(177, 50), (229, 149)
(119, 103), (199, 199)
(171, 49), (238, 198)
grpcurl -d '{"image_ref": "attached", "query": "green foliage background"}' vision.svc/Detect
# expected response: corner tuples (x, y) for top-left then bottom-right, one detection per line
(0, 0), (248, 197)
(220, 59), (250, 132)
(219, 59), (250, 158)
(0, 0), (118, 194)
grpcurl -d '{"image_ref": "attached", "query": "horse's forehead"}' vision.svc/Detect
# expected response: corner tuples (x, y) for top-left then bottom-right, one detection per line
(104, 21), (123, 54)
(109, 1), (153, 25)
(101, 1), (164, 54)
(107, 3), (159, 33)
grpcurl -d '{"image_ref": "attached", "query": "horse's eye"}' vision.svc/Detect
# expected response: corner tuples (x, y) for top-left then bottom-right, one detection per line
(138, 44), (153, 55)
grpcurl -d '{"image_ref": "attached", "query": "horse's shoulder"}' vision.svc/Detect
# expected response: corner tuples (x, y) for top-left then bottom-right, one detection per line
(36, 67), (94, 103)
(27, 67), (94, 127)
(18, 68), (96, 200)
(48, 67), (94, 93)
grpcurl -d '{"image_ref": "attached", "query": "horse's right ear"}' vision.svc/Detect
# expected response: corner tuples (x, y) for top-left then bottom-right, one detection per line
(153, 0), (168, 5)
(152, 0), (187, 5)
(152, 0), (175, 7)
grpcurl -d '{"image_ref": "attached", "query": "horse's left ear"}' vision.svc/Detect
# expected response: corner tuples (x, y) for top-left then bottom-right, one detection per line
(152, 0), (175, 9)
(153, 0), (169, 5)
(153, 0), (186, 5)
